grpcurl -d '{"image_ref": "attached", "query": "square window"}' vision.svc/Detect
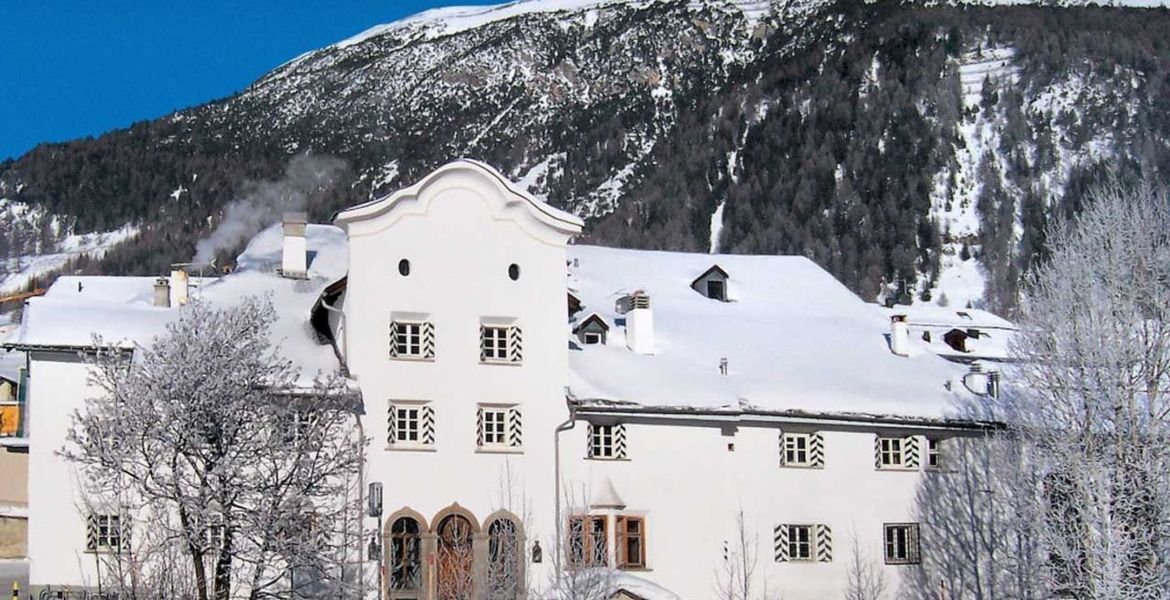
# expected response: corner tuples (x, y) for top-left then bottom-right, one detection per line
(89, 514), (123, 552)
(883, 523), (921, 565)
(389, 402), (433, 448)
(584, 331), (602, 345)
(707, 279), (726, 300)
(927, 438), (943, 469)
(787, 525), (813, 561)
(590, 424), (616, 459)
(879, 437), (904, 468)
(482, 326), (509, 361)
(394, 322), (424, 358)
(482, 409), (508, 446)
(397, 407), (420, 443)
(784, 434), (811, 467)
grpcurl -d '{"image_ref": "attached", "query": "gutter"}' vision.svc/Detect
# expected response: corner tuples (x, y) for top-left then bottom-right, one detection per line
(570, 402), (1003, 433)
(553, 390), (578, 582)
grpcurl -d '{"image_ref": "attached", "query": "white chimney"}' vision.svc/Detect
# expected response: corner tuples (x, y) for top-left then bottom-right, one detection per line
(890, 314), (909, 356)
(625, 291), (654, 354)
(153, 277), (171, 308)
(169, 269), (189, 307)
(282, 212), (308, 279)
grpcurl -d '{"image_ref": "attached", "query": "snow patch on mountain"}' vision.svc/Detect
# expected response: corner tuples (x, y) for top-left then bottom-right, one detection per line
(0, 224), (139, 295)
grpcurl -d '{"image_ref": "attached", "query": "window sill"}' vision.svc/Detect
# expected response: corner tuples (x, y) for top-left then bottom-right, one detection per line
(884, 560), (922, 566)
(780, 464), (823, 469)
(385, 444), (437, 453)
(390, 356), (435, 363)
(617, 566), (652, 572)
(479, 360), (522, 367)
(476, 446), (524, 455)
(876, 466), (918, 472)
(586, 456), (630, 462)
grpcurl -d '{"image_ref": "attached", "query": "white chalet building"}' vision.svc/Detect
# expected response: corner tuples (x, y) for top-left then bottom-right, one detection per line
(7, 160), (1006, 600)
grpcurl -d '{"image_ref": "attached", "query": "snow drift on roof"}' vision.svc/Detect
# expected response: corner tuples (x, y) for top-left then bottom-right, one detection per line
(566, 245), (977, 420)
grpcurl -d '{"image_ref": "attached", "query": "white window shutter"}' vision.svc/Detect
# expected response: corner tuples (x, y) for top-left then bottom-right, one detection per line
(810, 432), (824, 468)
(120, 515), (131, 552)
(874, 436), (883, 469)
(479, 325), (487, 362)
(508, 407), (522, 447)
(422, 321), (435, 359)
(387, 404), (397, 445)
(773, 524), (789, 562)
(816, 524), (832, 562)
(904, 436), (920, 469)
(777, 430), (786, 467)
(586, 423), (595, 459)
(421, 404), (435, 446)
(614, 423), (627, 459)
(388, 321), (399, 359)
(509, 325), (523, 363)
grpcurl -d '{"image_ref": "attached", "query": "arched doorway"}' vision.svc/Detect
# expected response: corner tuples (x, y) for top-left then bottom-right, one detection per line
(388, 516), (422, 592)
(436, 514), (475, 600)
(485, 515), (523, 600)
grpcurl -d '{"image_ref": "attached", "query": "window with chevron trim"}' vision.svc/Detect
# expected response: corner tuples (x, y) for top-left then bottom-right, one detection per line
(388, 401), (435, 449)
(780, 431), (824, 468)
(389, 314), (435, 361)
(480, 317), (522, 364)
(876, 435), (919, 470)
(587, 423), (627, 460)
(773, 523), (832, 563)
(477, 404), (522, 450)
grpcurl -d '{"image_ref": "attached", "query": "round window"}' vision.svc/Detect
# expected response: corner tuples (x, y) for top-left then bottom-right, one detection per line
(508, 263), (520, 281)
(398, 259), (411, 276)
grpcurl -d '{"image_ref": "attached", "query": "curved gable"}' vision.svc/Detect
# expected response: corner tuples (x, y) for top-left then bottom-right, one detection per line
(334, 159), (582, 243)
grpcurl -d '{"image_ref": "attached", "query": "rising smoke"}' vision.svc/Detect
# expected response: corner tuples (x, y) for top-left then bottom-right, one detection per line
(193, 154), (347, 265)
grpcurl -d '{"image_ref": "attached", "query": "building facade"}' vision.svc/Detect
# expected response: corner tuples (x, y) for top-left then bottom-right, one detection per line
(11, 160), (1002, 599)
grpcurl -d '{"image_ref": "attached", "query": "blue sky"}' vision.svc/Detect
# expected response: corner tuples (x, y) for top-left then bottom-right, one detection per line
(0, 1), (498, 161)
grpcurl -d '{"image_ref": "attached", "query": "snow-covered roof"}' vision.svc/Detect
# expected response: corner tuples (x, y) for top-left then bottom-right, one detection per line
(7, 224), (348, 385)
(879, 304), (1016, 362)
(565, 245), (985, 421)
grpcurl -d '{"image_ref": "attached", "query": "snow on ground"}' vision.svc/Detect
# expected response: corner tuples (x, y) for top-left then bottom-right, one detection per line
(0, 225), (139, 296)
(566, 245), (981, 420)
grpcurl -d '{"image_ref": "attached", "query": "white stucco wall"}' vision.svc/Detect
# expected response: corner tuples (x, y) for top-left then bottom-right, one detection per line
(25, 352), (101, 589)
(559, 417), (958, 598)
(340, 163), (579, 590)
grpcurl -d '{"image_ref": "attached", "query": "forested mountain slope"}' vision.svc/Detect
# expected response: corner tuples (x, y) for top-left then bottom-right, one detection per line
(2, 0), (1168, 312)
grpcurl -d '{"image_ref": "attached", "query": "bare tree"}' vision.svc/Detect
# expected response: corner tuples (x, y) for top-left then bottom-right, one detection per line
(64, 296), (366, 600)
(1010, 181), (1170, 599)
(713, 507), (781, 600)
(842, 530), (886, 600)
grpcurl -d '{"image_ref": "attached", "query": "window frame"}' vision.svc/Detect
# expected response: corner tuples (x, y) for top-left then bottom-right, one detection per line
(786, 524), (815, 562)
(480, 407), (509, 448)
(481, 326), (510, 363)
(878, 437), (905, 469)
(90, 513), (123, 553)
(393, 321), (425, 359)
(927, 438), (943, 469)
(389, 516), (422, 592)
(616, 515), (646, 569)
(583, 331), (602, 345)
(784, 433), (812, 467)
(568, 515), (608, 567)
(706, 279), (726, 300)
(589, 424), (616, 459)
(883, 523), (922, 565)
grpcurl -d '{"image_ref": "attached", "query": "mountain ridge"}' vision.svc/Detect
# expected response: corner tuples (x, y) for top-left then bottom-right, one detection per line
(3, 0), (1170, 312)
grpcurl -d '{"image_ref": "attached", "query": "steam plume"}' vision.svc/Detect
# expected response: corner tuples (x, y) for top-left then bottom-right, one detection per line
(193, 154), (347, 265)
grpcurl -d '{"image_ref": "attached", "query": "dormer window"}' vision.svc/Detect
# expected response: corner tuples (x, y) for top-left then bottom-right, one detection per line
(573, 313), (610, 346)
(691, 265), (730, 301)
